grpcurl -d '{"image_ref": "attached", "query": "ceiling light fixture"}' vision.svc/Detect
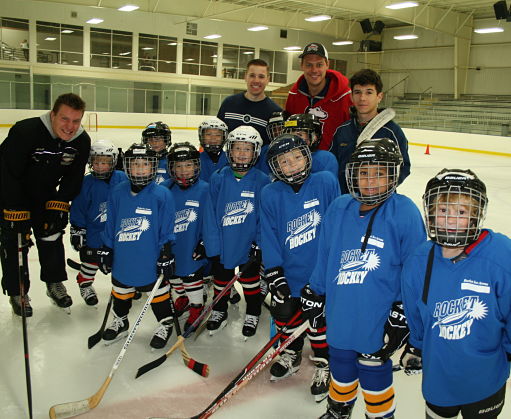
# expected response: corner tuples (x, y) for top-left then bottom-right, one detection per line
(141, 47), (154, 50)
(45, 37), (57, 41)
(332, 41), (353, 45)
(393, 34), (418, 40)
(248, 25), (269, 31)
(242, 51), (255, 55)
(283, 46), (302, 50)
(385, 2), (419, 10)
(118, 5), (140, 12)
(86, 18), (104, 24)
(204, 34), (222, 39)
(61, 29), (74, 34)
(305, 15), (332, 22)
(474, 27), (504, 33)
(167, 42), (178, 46)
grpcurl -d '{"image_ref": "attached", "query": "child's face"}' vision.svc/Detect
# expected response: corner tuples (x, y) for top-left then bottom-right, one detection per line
(147, 137), (166, 152)
(91, 156), (113, 174)
(174, 160), (197, 179)
(290, 129), (311, 146)
(435, 195), (472, 232)
(357, 164), (389, 197)
(351, 83), (383, 119)
(277, 149), (306, 177)
(203, 128), (223, 145)
(230, 141), (254, 164)
(129, 158), (153, 177)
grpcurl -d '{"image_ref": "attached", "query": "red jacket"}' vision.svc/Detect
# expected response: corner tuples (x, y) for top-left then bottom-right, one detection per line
(285, 69), (352, 150)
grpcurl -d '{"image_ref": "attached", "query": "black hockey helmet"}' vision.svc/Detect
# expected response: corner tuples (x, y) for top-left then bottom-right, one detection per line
(168, 142), (201, 188)
(266, 110), (290, 143)
(346, 138), (403, 205)
(198, 117), (228, 153)
(123, 143), (158, 186)
(225, 125), (263, 172)
(283, 113), (322, 151)
(142, 121), (172, 158)
(423, 168), (488, 247)
(267, 134), (312, 185)
(88, 139), (118, 179)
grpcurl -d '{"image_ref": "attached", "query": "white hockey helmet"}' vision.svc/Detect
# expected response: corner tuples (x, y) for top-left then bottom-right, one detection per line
(88, 139), (118, 179)
(198, 117), (228, 153)
(225, 125), (263, 172)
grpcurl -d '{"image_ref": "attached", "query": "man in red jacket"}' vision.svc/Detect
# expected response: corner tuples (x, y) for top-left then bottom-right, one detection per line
(286, 42), (352, 150)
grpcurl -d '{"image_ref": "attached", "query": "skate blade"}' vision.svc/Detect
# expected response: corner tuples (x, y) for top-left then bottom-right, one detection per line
(208, 321), (227, 336)
(313, 392), (328, 403)
(269, 367), (300, 382)
(103, 331), (129, 346)
(48, 299), (71, 314)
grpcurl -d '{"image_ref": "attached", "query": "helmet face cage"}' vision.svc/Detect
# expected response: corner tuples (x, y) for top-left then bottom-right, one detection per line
(142, 122), (172, 158)
(88, 140), (118, 179)
(266, 112), (287, 143)
(225, 126), (262, 172)
(168, 142), (201, 187)
(283, 114), (322, 151)
(267, 134), (312, 184)
(423, 170), (488, 247)
(199, 118), (228, 153)
(123, 144), (158, 186)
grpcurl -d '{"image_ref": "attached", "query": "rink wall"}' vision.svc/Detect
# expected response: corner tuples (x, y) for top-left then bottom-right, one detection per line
(1, 110), (511, 156)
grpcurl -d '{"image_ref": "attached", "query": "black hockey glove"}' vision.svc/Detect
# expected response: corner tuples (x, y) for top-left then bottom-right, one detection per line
(3, 209), (32, 244)
(265, 266), (291, 303)
(97, 247), (113, 275)
(70, 225), (87, 251)
(41, 200), (70, 237)
(157, 242), (175, 280)
(362, 301), (410, 363)
(399, 342), (422, 375)
(300, 284), (326, 329)
(192, 240), (206, 261)
(247, 242), (262, 268)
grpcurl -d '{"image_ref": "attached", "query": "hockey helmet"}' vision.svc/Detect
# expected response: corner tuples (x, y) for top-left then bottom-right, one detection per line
(283, 113), (322, 151)
(123, 143), (158, 186)
(225, 125), (263, 172)
(142, 121), (172, 158)
(266, 110), (290, 143)
(168, 142), (201, 187)
(267, 134), (312, 185)
(198, 117), (228, 153)
(88, 139), (118, 179)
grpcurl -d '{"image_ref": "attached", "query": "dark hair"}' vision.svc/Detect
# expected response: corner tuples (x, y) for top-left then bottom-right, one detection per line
(52, 93), (86, 114)
(247, 58), (270, 72)
(350, 69), (383, 93)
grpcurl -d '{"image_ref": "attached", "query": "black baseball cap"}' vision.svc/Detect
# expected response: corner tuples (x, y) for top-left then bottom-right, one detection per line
(298, 42), (329, 60)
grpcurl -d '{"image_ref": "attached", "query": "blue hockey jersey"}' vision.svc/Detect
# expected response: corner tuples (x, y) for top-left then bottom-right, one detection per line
(101, 181), (175, 286)
(204, 166), (269, 269)
(155, 157), (170, 184)
(312, 149), (339, 180)
(199, 151), (228, 182)
(309, 193), (426, 353)
(261, 171), (340, 297)
(401, 231), (511, 407)
(70, 170), (127, 248)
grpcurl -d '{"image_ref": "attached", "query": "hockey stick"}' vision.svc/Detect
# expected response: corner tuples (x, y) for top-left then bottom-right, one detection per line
(136, 263), (249, 378)
(151, 318), (310, 419)
(356, 107), (396, 146)
(18, 233), (33, 419)
(87, 294), (113, 349)
(49, 274), (164, 419)
(66, 258), (81, 270)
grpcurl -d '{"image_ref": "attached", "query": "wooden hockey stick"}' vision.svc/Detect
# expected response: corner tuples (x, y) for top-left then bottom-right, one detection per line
(49, 275), (164, 419)
(356, 107), (396, 146)
(87, 294), (113, 349)
(136, 264), (248, 378)
(151, 318), (310, 419)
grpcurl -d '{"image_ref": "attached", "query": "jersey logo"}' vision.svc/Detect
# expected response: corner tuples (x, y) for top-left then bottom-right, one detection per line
(308, 107), (328, 120)
(92, 201), (108, 223)
(224, 112), (268, 128)
(432, 295), (487, 340)
(460, 279), (490, 294)
(115, 216), (150, 242)
(285, 210), (321, 250)
(174, 208), (198, 233)
(335, 248), (380, 285)
(222, 200), (254, 226)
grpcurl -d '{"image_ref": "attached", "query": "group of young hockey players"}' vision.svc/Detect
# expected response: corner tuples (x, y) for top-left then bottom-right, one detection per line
(4, 67), (510, 419)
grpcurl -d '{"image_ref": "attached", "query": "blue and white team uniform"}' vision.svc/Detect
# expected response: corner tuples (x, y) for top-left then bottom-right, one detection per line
(254, 145), (270, 176)
(155, 157), (170, 184)
(311, 149), (338, 180)
(401, 230), (511, 408)
(102, 181), (175, 286)
(199, 151), (228, 182)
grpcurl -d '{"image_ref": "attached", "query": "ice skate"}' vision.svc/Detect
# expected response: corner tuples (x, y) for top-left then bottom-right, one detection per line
(150, 317), (173, 349)
(242, 314), (259, 339)
(79, 283), (98, 306)
(270, 349), (302, 381)
(46, 282), (72, 314)
(310, 356), (330, 402)
(102, 313), (129, 345)
(206, 310), (228, 335)
(319, 398), (354, 419)
(229, 286), (241, 305)
(10, 295), (33, 317)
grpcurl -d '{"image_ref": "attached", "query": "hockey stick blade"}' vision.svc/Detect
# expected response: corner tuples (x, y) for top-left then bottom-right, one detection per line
(356, 107), (396, 146)
(88, 295), (113, 349)
(66, 258), (81, 270)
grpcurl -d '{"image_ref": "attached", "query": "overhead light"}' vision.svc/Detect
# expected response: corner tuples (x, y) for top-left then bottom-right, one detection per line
(242, 51), (254, 55)
(86, 18), (104, 24)
(305, 15), (332, 22)
(61, 29), (74, 34)
(393, 34), (418, 40)
(185, 58), (195, 61)
(204, 34), (222, 39)
(385, 2), (419, 9)
(119, 51), (131, 55)
(118, 5), (139, 12)
(248, 25), (268, 31)
(72, 60), (79, 63)
(112, 66), (119, 69)
(167, 42), (177, 46)
(332, 41), (353, 46)
(141, 47), (154, 50)
(283, 46), (302, 51)
(474, 27), (504, 34)
(45, 37), (57, 41)
(211, 54), (218, 58)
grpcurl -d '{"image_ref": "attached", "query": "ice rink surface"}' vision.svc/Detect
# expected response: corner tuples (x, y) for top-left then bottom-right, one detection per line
(1, 128), (511, 419)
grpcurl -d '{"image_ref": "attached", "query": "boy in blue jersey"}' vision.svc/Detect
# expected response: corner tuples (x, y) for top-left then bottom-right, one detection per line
(198, 117), (229, 181)
(141, 121), (172, 184)
(261, 134), (340, 402)
(70, 139), (127, 306)
(400, 169), (511, 419)
(301, 138), (426, 419)
(163, 142), (209, 333)
(283, 113), (339, 180)
(99, 143), (176, 350)
(204, 125), (269, 338)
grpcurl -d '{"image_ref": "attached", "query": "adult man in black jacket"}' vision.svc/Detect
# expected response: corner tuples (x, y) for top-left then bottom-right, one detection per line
(0, 93), (91, 316)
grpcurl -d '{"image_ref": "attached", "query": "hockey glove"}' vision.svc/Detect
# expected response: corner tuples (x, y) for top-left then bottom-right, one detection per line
(265, 266), (291, 303)
(3, 209), (31, 244)
(300, 284), (326, 329)
(399, 342), (422, 375)
(247, 242), (262, 268)
(70, 225), (87, 251)
(362, 301), (410, 363)
(192, 240), (206, 261)
(97, 247), (113, 275)
(157, 242), (175, 280)
(41, 200), (70, 237)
